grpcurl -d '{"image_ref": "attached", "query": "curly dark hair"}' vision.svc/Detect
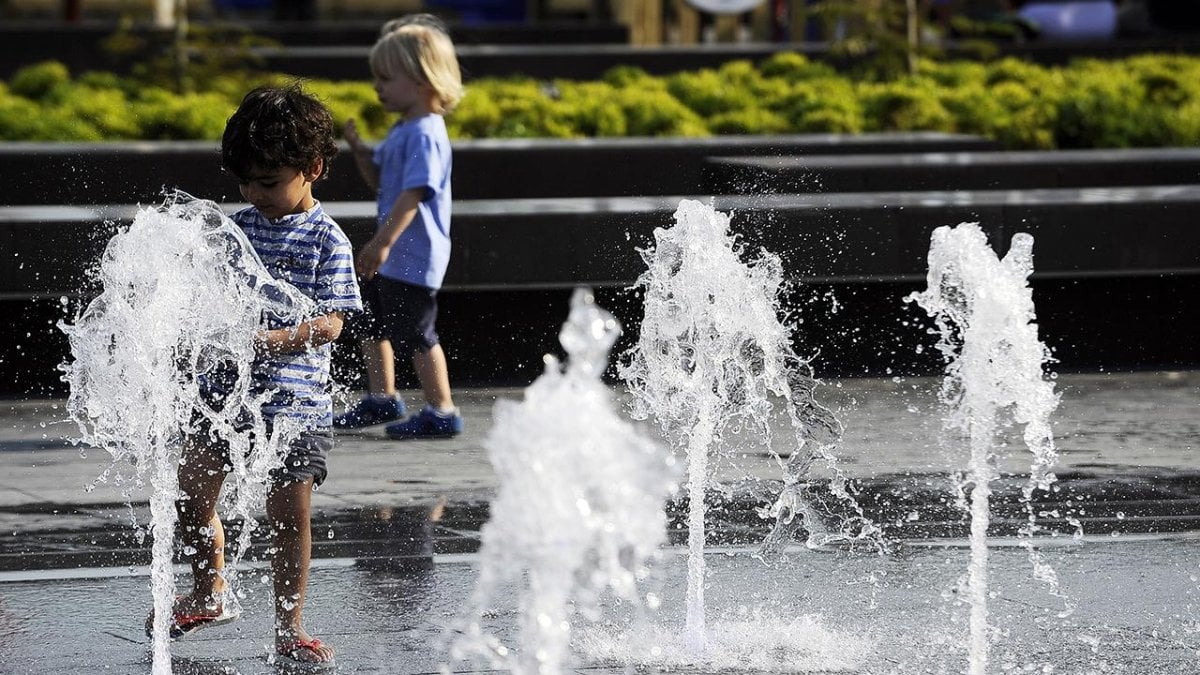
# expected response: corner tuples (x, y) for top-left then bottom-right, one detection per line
(221, 83), (338, 181)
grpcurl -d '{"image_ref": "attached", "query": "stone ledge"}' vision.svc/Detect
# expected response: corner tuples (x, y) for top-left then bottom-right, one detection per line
(0, 133), (1000, 206)
(704, 147), (1200, 194)
(4, 186), (1198, 299)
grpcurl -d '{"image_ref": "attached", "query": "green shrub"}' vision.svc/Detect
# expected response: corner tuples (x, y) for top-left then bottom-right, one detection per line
(136, 89), (232, 140)
(1054, 62), (1165, 148)
(985, 57), (1051, 88)
(796, 106), (865, 133)
(602, 65), (657, 88)
(5, 52), (1200, 148)
(773, 79), (865, 133)
(556, 81), (628, 137)
(759, 51), (837, 81)
(709, 107), (790, 135)
(76, 70), (123, 91)
(0, 91), (101, 140)
(716, 59), (763, 87)
(446, 89), (503, 139)
(614, 87), (708, 137)
(9, 61), (72, 101)
(61, 86), (141, 138)
(939, 83), (1009, 138)
(306, 79), (384, 138)
(452, 79), (579, 138)
(919, 59), (986, 88)
(1165, 100), (1200, 146)
(861, 81), (955, 132)
(667, 69), (756, 117)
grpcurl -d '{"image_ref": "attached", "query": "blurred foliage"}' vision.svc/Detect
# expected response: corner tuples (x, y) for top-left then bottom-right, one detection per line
(807, 0), (937, 80)
(5, 52), (1200, 148)
(101, 19), (278, 94)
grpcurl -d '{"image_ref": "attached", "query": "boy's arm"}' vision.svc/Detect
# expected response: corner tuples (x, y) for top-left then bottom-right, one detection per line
(255, 311), (345, 355)
(355, 187), (424, 281)
(344, 120), (379, 191)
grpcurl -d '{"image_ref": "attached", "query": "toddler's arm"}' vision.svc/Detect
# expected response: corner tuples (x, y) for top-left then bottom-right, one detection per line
(355, 188), (423, 281)
(344, 120), (379, 191)
(255, 311), (345, 355)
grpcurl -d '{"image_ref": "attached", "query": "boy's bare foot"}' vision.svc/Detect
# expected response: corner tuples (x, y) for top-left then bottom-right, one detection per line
(276, 628), (336, 665)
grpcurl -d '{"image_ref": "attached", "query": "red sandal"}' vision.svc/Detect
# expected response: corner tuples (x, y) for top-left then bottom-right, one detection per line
(144, 595), (242, 640)
(276, 637), (336, 669)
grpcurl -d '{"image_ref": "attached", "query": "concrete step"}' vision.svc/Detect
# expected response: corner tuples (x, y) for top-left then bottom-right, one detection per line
(5, 185), (1198, 300)
(0, 133), (999, 207)
(705, 148), (1200, 194)
(5, 184), (1197, 394)
(0, 21), (630, 80)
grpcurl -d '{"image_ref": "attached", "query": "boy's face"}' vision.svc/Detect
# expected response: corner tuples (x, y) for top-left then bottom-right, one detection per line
(237, 164), (319, 220)
(375, 71), (430, 117)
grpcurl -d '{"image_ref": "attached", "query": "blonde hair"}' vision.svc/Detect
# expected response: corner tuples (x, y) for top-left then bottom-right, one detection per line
(369, 23), (464, 114)
(378, 13), (447, 37)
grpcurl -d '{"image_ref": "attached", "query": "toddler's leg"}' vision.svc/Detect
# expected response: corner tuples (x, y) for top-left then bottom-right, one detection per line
(413, 343), (455, 411)
(362, 337), (397, 396)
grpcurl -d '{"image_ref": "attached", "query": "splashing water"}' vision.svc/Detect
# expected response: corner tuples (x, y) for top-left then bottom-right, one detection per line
(619, 199), (882, 657)
(578, 612), (871, 672)
(449, 288), (676, 675)
(58, 193), (315, 674)
(905, 222), (1060, 675)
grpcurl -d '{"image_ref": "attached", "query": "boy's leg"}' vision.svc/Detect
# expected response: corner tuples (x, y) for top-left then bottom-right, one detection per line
(176, 437), (230, 612)
(413, 343), (455, 411)
(266, 478), (335, 663)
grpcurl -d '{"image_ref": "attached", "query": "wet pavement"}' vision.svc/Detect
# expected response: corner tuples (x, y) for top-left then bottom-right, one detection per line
(1, 370), (1198, 673)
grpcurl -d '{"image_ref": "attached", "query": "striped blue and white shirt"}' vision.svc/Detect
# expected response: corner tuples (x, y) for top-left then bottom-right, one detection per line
(232, 202), (362, 429)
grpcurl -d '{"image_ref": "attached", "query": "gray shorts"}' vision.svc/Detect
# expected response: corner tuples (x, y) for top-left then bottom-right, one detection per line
(191, 413), (332, 487)
(269, 429), (333, 486)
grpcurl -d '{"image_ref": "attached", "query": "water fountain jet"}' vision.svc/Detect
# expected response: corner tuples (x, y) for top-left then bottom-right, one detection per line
(619, 199), (883, 658)
(59, 193), (314, 674)
(449, 287), (676, 674)
(906, 222), (1061, 675)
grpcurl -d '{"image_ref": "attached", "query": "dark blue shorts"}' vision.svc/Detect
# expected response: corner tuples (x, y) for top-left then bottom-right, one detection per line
(343, 275), (440, 354)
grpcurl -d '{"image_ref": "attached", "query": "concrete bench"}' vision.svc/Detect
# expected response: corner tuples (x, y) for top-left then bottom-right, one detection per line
(704, 148), (1200, 194)
(5, 186), (1198, 395)
(5, 185), (1198, 300)
(0, 21), (629, 79)
(0, 133), (1000, 206)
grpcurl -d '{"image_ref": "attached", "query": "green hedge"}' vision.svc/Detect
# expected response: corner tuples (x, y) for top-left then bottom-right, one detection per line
(5, 53), (1200, 148)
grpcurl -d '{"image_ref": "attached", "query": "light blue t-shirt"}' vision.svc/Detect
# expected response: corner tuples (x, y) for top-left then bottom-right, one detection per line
(374, 114), (453, 289)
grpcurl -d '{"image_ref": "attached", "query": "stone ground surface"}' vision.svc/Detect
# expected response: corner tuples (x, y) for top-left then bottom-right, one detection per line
(0, 370), (1198, 674)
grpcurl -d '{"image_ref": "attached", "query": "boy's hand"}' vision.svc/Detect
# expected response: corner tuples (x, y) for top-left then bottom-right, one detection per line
(355, 236), (391, 282)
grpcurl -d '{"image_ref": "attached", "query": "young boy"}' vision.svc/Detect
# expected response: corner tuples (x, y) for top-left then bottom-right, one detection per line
(149, 84), (360, 667)
(335, 21), (465, 439)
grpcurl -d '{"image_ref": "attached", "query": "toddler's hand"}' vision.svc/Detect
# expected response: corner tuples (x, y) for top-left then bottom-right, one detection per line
(344, 120), (368, 153)
(355, 237), (390, 282)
